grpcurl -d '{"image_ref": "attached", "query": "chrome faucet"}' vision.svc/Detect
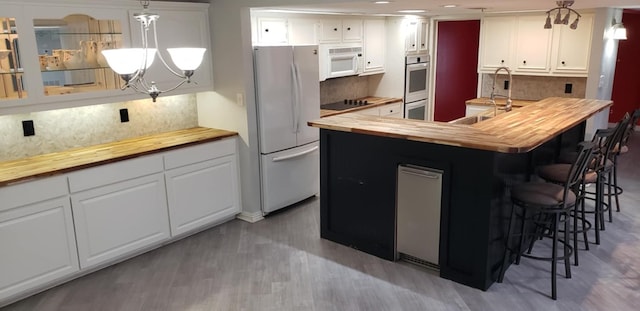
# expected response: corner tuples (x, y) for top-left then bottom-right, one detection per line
(490, 66), (513, 114)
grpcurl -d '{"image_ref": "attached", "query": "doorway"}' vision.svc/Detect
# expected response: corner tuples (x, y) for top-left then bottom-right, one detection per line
(611, 9), (640, 124)
(433, 20), (480, 122)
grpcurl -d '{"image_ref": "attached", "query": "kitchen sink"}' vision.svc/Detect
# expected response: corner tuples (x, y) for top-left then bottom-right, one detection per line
(448, 114), (494, 125)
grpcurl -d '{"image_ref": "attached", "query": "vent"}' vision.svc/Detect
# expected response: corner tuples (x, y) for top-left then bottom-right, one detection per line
(398, 253), (439, 271)
(328, 46), (362, 54)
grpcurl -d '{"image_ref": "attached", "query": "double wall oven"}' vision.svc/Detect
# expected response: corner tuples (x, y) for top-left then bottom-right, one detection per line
(404, 54), (429, 120)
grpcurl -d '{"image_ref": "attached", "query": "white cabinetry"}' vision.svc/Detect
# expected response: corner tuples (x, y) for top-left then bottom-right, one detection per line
(479, 13), (592, 77)
(478, 16), (515, 72)
(354, 102), (403, 118)
(128, 8), (212, 94)
(68, 155), (169, 269)
(0, 176), (78, 303)
(319, 18), (362, 44)
(164, 138), (240, 237)
(288, 18), (319, 45)
(465, 104), (491, 117)
(513, 15), (552, 73)
(362, 19), (385, 75)
(551, 13), (594, 76)
(406, 19), (429, 55)
(255, 17), (288, 45)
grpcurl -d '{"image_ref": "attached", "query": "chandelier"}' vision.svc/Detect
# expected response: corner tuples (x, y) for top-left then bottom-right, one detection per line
(101, 0), (206, 102)
(544, 0), (581, 30)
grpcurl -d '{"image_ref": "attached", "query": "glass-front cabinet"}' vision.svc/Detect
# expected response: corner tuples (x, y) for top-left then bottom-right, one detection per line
(34, 14), (123, 96)
(0, 12), (27, 102)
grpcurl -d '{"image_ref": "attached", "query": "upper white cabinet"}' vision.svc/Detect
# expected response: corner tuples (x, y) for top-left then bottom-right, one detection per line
(513, 15), (553, 73)
(0, 6), (29, 105)
(288, 18), (319, 45)
(478, 16), (515, 71)
(255, 17), (288, 45)
(362, 19), (385, 75)
(479, 13), (593, 77)
(128, 8), (212, 94)
(551, 13), (594, 75)
(0, 176), (78, 303)
(405, 18), (428, 55)
(319, 18), (362, 44)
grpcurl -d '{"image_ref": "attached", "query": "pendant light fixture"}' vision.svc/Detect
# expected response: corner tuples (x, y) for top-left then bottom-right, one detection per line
(612, 19), (628, 40)
(101, 0), (206, 102)
(544, 0), (581, 30)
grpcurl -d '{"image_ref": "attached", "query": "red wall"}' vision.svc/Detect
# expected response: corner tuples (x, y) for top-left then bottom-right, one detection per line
(611, 10), (640, 123)
(433, 20), (480, 122)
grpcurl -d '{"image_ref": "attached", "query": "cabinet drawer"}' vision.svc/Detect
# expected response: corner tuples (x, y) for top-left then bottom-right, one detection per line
(0, 176), (68, 211)
(68, 154), (163, 193)
(380, 103), (403, 116)
(163, 138), (236, 170)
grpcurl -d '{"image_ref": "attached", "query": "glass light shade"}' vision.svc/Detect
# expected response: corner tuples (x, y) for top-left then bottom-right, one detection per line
(167, 48), (206, 70)
(613, 25), (627, 40)
(101, 48), (157, 75)
(544, 15), (552, 29)
(554, 10), (563, 24)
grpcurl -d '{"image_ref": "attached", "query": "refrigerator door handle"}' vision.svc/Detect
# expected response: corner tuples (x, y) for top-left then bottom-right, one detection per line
(290, 63), (298, 133)
(272, 146), (319, 162)
(293, 63), (303, 133)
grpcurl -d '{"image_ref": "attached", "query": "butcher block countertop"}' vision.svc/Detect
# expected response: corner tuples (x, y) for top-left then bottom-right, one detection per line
(0, 127), (237, 187)
(320, 96), (403, 117)
(309, 97), (612, 153)
(465, 97), (537, 107)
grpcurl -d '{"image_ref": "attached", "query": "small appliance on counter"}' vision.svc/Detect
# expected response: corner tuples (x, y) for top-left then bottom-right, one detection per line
(404, 53), (429, 120)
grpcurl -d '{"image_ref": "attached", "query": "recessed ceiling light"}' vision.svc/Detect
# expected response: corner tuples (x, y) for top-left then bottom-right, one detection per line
(374, 1), (391, 4)
(397, 9), (426, 13)
(442, 4), (458, 8)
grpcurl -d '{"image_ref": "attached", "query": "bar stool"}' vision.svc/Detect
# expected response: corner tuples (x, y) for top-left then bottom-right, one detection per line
(609, 109), (640, 214)
(498, 141), (595, 300)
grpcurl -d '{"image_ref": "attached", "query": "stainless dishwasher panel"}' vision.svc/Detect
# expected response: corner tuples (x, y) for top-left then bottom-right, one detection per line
(396, 164), (443, 268)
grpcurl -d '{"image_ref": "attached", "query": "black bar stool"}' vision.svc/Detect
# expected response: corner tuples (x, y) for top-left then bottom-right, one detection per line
(609, 109), (640, 214)
(498, 141), (596, 300)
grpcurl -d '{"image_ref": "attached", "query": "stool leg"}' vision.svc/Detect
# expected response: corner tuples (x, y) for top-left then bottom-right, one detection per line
(498, 203), (517, 283)
(613, 157), (621, 213)
(516, 208), (528, 265)
(563, 212), (572, 279)
(594, 174), (603, 245)
(551, 213), (559, 300)
(573, 204), (579, 266)
(607, 170), (614, 223)
(581, 189), (590, 251)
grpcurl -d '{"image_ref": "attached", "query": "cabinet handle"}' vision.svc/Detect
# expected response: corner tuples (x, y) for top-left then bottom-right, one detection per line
(561, 61), (566, 65)
(347, 27), (351, 31)
(421, 43), (425, 47)
(264, 28), (269, 32)
(367, 61), (371, 64)
(334, 28), (338, 31)
(523, 60), (527, 64)
(501, 60), (504, 64)
(412, 44), (416, 47)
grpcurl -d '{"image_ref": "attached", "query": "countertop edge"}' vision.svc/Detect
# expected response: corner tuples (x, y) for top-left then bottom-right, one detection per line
(0, 127), (238, 187)
(321, 97), (403, 117)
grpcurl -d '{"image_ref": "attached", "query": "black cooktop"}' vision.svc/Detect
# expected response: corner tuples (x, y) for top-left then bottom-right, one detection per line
(321, 99), (370, 111)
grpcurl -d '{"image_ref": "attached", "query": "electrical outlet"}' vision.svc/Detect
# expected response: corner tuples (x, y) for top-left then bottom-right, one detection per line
(22, 120), (35, 136)
(236, 93), (245, 107)
(564, 83), (573, 94)
(503, 80), (509, 90)
(119, 108), (129, 123)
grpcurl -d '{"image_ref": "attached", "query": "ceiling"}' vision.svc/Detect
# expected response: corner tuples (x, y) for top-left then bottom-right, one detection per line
(250, 0), (640, 16)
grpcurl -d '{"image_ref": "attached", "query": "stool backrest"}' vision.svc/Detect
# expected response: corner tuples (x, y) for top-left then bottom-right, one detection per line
(620, 109), (640, 148)
(565, 141), (596, 198)
(608, 113), (631, 157)
(592, 128), (616, 169)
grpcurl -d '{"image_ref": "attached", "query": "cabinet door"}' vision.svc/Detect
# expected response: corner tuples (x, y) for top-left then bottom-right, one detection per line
(354, 106), (380, 116)
(363, 19), (385, 74)
(478, 16), (515, 72)
(514, 15), (552, 73)
(552, 13), (593, 76)
(256, 17), (288, 45)
(0, 6), (29, 105)
(128, 9), (212, 94)
(71, 173), (170, 269)
(165, 155), (240, 236)
(319, 19), (342, 43)
(380, 102), (403, 117)
(342, 19), (363, 42)
(0, 197), (79, 302)
(288, 18), (318, 45)
(405, 20), (419, 54)
(417, 19), (429, 54)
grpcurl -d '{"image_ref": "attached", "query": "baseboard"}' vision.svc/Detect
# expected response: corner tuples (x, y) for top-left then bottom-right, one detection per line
(236, 211), (264, 223)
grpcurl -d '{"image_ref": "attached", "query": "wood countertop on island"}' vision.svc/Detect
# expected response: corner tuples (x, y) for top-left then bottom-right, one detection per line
(309, 97), (612, 153)
(0, 127), (238, 187)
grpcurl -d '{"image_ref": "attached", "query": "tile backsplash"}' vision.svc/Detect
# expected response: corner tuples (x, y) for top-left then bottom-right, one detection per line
(320, 75), (370, 105)
(480, 74), (587, 100)
(0, 94), (198, 162)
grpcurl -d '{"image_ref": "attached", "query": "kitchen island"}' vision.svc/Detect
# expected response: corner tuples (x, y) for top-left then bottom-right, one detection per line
(308, 97), (612, 291)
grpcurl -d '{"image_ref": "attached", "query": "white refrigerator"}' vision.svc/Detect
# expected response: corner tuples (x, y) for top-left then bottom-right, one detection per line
(253, 45), (320, 214)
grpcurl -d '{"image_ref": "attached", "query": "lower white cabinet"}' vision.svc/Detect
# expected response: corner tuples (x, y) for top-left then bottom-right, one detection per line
(355, 103), (403, 118)
(465, 104), (491, 117)
(0, 176), (79, 303)
(69, 154), (171, 270)
(164, 138), (240, 236)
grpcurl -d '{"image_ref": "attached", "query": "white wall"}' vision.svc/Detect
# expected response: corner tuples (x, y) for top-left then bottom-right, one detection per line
(368, 16), (406, 99)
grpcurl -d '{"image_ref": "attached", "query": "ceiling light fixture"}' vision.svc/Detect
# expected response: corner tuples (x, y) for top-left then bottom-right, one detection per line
(398, 9), (426, 13)
(101, 0), (206, 102)
(612, 19), (627, 40)
(544, 0), (581, 30)
(374, 1), (391, 4)
(442, 4), (458, 8)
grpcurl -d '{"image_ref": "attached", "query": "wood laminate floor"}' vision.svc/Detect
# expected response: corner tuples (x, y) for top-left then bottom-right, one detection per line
(3, 137), (640, 311)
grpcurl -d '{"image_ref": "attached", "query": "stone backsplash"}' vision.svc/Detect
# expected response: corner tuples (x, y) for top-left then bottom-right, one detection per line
(0, 94), (198, 162)
(480, 74), (587, 100)
(320, 75), (370, 105)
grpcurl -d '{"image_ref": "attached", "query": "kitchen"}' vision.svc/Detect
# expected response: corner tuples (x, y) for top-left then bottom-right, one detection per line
(1, 0), (640, 309)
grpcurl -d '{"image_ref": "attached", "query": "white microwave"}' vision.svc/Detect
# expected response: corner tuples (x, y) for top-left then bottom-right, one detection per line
(320, 44), (363, 80)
